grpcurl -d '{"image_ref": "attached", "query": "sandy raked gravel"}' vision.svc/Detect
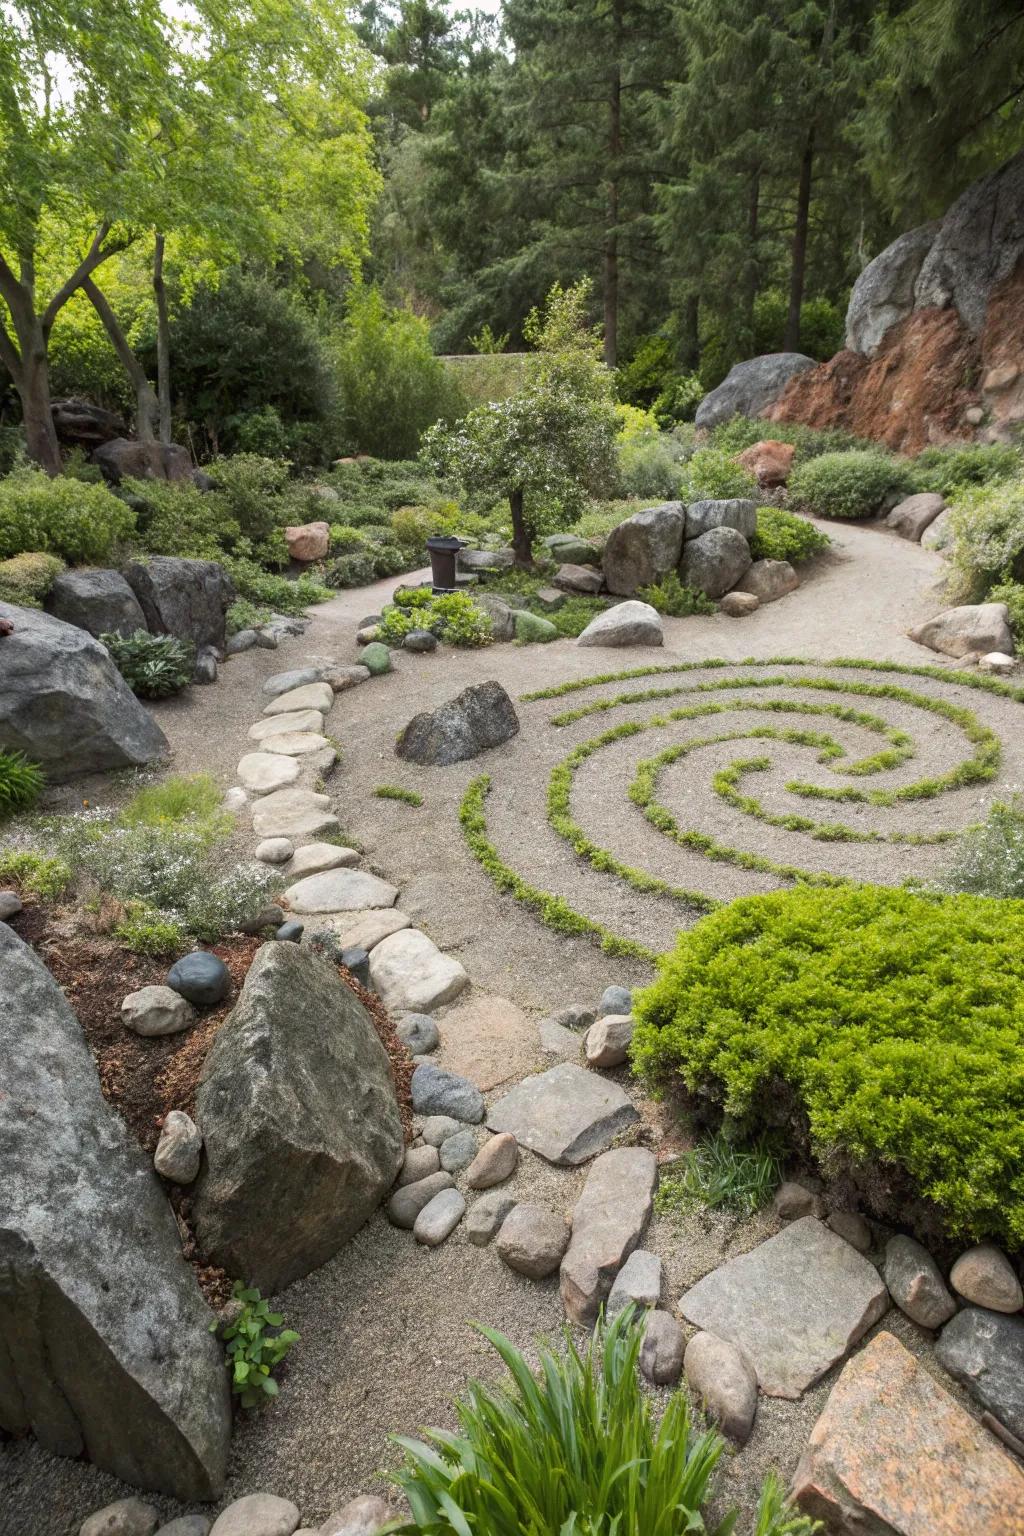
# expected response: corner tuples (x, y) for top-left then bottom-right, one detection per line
(5, 520), (1019, 1535)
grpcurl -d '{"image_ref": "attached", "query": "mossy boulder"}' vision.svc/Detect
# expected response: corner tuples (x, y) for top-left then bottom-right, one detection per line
(513, 609), (559, 644)
(359, 640), (392, 674)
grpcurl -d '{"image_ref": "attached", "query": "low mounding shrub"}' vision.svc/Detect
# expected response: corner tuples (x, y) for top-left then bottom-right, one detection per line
(913, 441), (1021, 498)
(709, 417), (868, 463)
(0, 551), (65, 607)
(938, 796), (1024, 900)
(0, 470), (136, 561)
(787, 449), (916, 520)
(389, 1309), (815, 1536)
(750, 507), (830, 564)
(682, 445), (757, 502)
(0, 749), (44, 818)
(222, 558), (331, 615)
(987, 580), (1024, 645)
(637, 571), (715, 617)
(631, 884), (1024, 1247)
(947, 478), (1024, 599)
(377, 589), (493, 647)
(101, 630), (194, 699)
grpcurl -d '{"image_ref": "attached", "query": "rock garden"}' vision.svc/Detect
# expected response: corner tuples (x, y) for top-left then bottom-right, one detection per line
(4, 47), (1024, 1535)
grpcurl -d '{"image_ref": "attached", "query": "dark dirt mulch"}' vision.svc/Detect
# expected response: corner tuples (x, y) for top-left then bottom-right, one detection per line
(7, 893), (415, 1304)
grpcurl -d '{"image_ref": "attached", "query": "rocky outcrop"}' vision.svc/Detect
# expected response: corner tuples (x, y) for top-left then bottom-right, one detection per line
(93, 438), (195, 485)
(771, 150), (1024, 450)
(192, 943), (403, 1293)
(45, 568), (148, 639)
(51, 397), (128, 449)
(735, 440), (795, 486)
(123, 556), (235, 652)
(0, 924), (230, 1499)
(601, 503), (685, 596)
(0, 601), (168, 779)
(695, 354), (816, 430)
(396, 680), (520, 765)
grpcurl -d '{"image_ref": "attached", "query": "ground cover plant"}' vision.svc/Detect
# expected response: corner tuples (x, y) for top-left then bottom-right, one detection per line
(374, 784), (423, 806)
(631, 884), (1024, 1247)
(938, 795), (1024, 899)
(215, 1281), (300, 1410)
(388, 1309), (817, 1536)
(379, 587), (494, 647)
(36, 774), (277, 953)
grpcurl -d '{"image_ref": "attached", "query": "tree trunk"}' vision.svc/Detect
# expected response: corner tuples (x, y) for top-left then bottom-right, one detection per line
(783, 131), (814, 352)
(83, 278), (159, 443)
(509, 488), (532, 566)
(603, 2), (623, 369)
(0, 305), (62, 475)
(153, 234), (172, 447)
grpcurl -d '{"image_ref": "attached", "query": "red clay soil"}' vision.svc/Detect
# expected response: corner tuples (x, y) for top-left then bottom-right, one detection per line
(767, 259), (1024, 454)
(6, 894), (415, 1303)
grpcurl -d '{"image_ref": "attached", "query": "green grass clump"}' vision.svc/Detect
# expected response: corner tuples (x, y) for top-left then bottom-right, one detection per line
(788, 449), (917, 520)
(0, 749), (45, 819)
(112, 902), (186, 956)
(750, 507), (830, 564)
(0, 848), (72, 897)
(120, 774), (227, 834)
(389, 1309), (817, 1536)
(708, 416), (870, 462)
(656, 1133), (784, 1220)
(632, 884), (1024, 1247)
(374, 784), (423, 806)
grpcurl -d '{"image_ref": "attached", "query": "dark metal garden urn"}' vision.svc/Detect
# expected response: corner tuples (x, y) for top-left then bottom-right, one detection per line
(426, 535), (461, 594)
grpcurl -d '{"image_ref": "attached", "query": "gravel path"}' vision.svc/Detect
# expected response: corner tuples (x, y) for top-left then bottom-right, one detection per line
(6, 521), (1019, 1535)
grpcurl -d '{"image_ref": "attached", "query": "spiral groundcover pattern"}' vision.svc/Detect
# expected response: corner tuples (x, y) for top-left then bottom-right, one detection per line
(459, 656), (1024, 963)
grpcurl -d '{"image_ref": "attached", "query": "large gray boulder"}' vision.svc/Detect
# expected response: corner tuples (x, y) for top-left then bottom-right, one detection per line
(601, 503), (685, 596)
(0, 924), (230, 1499)
(936, 1307), (1024, 1440)
(684, 499), (757, 541)
(123, 556), (235, 652)
(908, 602), (1013, 658)
(576, 601), (663, 648)
(396, 680), (520, 766)
(0, 601), (168, 779)
(914, 150), (1024, 334)
(695, 354), (816, 430)
(845, 223), (939, 355)
(45, 568), (148, 639)
(679, 526), (752, 599)
(192, 943), (403, 1293)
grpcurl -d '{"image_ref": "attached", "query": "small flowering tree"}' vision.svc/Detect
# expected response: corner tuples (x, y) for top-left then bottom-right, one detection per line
(422, 281), (619, 566)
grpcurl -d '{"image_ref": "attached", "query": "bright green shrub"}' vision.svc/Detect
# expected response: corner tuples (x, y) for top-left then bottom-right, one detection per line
(389, 1309), (815, 1536)
(203, 454), (290, 543)
(913, 442), (1021, 498)
(222, 558), (331, 615)
(787, 449), (917, 520)
(329, 524), (369, 553)
(377, 590), (492, 647)
(947, 478), (1024, 598)
(391, 499), (485, 547)
(637, 571), (715, 616)
(0, 551), (65, 607)
(0, 749), (44, 818)
(226, 597), (272, 634)
(112, 903), (186, 956)
(682, 446), (757, 502)
(102, 630), (194, 698)
(987, 580), (1024, 645)
(632, 885), (1024, 1246)
(324, 551), (377, 589)
(750, 507), (830, 564)
(125, 478), (240, 559)
(618, 433), (687, 500)
(0, 471), (136, 561)
(120, 774), (226, 833)
(938, 796), (1024, 900)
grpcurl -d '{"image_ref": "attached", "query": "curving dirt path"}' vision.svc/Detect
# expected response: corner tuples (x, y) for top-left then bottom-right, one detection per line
(7, 520), (1015, 1535)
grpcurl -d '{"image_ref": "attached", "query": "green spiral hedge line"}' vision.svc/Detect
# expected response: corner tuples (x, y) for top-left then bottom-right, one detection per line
(459, 657), (1024, 959)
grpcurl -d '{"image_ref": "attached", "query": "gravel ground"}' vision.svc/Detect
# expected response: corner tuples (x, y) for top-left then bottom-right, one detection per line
(5, 522), (1021, 1535)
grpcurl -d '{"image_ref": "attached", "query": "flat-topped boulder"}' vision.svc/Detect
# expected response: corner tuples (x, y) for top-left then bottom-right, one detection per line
(684, 498), (757, 541)
(368, 928), (469, 1012)
(236, 751), (300, 795)
(123, 555), (234, 651)
(251, 787), (340, 841)
(192, 943), (403, 1292)
(283, 867), (398, 914)
(263, 681), (334, 716)
(0, 601), (168, 779)
(303, 907), (411, 952)
(679, 1217), (889, 1398)
(0, 924), (229, 1499)
(45, 567), (147, 638)
(249, 709), (326, 740)
(560, 1148), (657, 1324)
(486, 1062), (639, 1166)
(909, 602), (1012, 658)
(793, 1331), (1024, 1534)
(694, 352), (815, 430)
(576, 601), (663, 648)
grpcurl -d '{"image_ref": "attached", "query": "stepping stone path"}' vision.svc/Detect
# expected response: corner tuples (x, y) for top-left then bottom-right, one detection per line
(496, 1202), (569, 1278)
(792, 1331), (1024, 1534)
(236, 751), (300, 794)
(369, 928), (469, 1012)
(286, 843), (359, 877)
(411, 1064), (484, 1123)
(284, 868), (399, 914)
(250, 709), (326, 740)
(560, 1147), (657, 1324)
(486, 1062), (639, 1165)
(262, 681), (334, 716)
(679, 1217), (889, 1398)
